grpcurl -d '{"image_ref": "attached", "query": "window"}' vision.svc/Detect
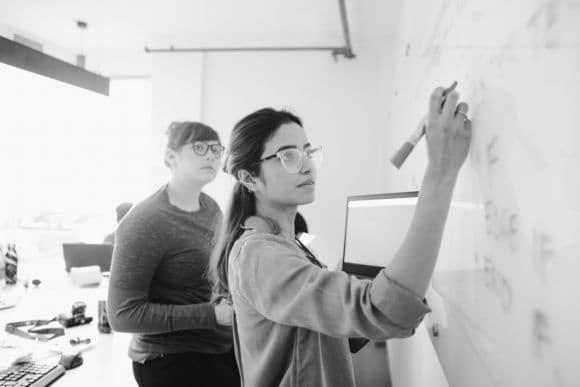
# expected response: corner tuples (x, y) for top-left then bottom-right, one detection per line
(0, 64), (153, 260)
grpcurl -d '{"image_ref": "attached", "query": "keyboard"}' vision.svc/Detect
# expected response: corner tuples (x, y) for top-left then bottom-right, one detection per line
(0, 362), (65, 387)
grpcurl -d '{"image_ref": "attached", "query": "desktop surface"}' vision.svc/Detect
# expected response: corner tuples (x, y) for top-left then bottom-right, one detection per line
(0, 259), (134, 386)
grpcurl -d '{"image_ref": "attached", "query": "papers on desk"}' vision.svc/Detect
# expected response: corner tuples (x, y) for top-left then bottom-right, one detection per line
(0, 281), (25, 310)
(69, 266), (102, 287)
(0, 336), (39, 370)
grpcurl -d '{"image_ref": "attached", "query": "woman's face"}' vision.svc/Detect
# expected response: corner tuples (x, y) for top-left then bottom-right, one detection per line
(254, 122), (317, 207)
(170, 140), (223, 184)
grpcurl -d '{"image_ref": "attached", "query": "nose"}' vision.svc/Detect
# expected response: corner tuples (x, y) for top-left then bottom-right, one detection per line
(300, 156), (314, 174)
(205, 151), (219, 161)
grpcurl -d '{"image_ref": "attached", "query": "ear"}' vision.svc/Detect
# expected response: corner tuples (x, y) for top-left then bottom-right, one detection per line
(164, 148), (177, 169)
(237, 169), (259, 192)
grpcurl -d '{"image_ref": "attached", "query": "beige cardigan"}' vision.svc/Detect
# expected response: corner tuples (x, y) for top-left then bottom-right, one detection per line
(228, 217), (431, 387)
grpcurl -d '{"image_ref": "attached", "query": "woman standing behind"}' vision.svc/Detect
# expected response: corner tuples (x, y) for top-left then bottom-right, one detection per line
(108, 122), (239, 387)
(211, 86), (471, 387)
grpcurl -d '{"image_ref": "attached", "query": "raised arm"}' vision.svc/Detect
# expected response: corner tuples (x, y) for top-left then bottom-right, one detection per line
(231, 236), (430, 340)
(386, 87), (471, 298)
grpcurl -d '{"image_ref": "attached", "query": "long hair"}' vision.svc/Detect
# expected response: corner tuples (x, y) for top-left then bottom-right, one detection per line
(210, 108), (302, 302)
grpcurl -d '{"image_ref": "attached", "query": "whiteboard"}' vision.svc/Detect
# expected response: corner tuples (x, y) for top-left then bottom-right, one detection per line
(388, 1), (580, 386)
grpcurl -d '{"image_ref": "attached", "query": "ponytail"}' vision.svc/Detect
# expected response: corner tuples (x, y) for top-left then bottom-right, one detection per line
(210, 181), (255, 302)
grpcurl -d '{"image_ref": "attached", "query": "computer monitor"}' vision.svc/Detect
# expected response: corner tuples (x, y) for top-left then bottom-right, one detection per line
(62, 243), (113, 272)
(341, 191), (419, 278)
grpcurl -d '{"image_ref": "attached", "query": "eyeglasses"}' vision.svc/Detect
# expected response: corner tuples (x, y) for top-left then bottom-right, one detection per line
(190, 142), (225, 157)
(259, 146), (323, 174)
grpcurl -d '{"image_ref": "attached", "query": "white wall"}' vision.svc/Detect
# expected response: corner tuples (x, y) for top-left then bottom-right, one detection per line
(388, 322), (449, 387)
(202, 48), (388, 267)
(149, 1), (414, 269)
(150, 53), (204, 190)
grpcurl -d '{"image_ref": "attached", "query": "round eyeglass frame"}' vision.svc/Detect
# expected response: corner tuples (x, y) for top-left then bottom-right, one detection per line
(190, 141), (225, 157)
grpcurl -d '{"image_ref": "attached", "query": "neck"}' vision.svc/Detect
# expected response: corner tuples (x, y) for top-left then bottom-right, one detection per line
(255, 200), (296, 240)
(167, 177), (204, 211)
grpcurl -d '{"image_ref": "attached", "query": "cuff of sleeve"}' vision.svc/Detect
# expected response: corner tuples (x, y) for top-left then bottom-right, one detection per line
(370, 271), (432, 330)
(206, 303), (218, 329)
(172, 303), (217, 331)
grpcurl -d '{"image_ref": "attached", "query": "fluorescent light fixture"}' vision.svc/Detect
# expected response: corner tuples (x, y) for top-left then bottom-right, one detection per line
(0, 35), (109, 96)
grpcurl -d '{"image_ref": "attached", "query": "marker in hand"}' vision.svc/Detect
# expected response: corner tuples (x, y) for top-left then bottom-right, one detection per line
(390, 81), (458, 169)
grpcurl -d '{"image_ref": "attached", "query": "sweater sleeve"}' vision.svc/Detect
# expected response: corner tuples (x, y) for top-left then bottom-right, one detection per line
(232, 236), (430, 340)
(107, 214), (217, 334)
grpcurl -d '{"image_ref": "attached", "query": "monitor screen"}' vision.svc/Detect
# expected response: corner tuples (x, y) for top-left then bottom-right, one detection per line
(341, 191), (419, 278)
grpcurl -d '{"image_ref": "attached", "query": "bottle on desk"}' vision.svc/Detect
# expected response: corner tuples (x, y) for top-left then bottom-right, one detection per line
(5, 243), (19, 285)
(98, 300), (111, 333)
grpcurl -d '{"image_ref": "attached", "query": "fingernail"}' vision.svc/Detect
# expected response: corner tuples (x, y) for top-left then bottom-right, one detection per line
(444, 81), (458, 95)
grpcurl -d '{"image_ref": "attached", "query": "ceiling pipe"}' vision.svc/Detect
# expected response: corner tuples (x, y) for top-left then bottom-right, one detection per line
(144, 0), (355, 60)
(336, 0), (355, 59)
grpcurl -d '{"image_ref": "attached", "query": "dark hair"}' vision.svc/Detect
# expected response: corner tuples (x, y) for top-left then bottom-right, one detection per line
(165, 121), (220, 167)
(166, 121), (220, 150)
(294, 212), (308, 235)
(210, 108), (302, 301)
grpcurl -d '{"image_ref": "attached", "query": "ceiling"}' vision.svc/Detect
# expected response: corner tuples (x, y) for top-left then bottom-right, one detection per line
(0, 0), (349, 53)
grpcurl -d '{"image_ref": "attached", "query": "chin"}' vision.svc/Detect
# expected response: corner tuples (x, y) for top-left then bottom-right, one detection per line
(191, 172), (217, 184)
(297, 191), (316, 205)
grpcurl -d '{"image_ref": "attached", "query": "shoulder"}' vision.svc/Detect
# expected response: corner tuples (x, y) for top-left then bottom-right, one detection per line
(234, 216), (289, 250)
(200, 192), (223, 216)
(232, 231), (299, 270)
(118, 189), (164, 232)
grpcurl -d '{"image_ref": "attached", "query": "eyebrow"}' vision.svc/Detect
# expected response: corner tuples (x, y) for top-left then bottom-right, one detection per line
(273, 142), (311, 153)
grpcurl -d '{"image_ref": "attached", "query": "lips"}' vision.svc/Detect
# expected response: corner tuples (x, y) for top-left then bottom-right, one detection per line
(201, 166), (215, 171)
(298, 179), (315, 187)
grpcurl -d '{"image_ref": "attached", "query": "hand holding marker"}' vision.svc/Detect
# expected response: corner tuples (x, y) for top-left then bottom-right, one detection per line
(391, 81), (467, 168)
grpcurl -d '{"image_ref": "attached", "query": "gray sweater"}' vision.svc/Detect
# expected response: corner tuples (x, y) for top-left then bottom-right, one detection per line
(229, 219), (431, 387)
(107, 186), (232, 363)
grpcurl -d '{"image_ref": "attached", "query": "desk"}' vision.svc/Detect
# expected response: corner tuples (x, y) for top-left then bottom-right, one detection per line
(2, 260), (393, 387)
(0, 259), (135, 386)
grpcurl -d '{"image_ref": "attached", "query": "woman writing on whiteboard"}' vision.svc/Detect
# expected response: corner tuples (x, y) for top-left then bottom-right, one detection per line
(211, 86), (471, 387)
